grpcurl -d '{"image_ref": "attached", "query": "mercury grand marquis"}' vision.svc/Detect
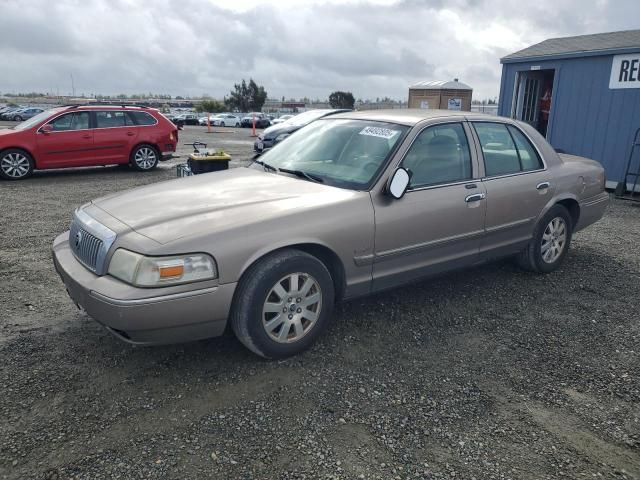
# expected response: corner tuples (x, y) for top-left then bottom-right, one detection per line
(53, 110), (609, 358)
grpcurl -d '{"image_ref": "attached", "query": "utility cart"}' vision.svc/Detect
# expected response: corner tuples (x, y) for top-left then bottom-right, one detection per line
(177, 141), (231, 177)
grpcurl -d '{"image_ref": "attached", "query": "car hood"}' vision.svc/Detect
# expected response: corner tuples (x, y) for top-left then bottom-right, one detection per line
(90, 167), (358, 245)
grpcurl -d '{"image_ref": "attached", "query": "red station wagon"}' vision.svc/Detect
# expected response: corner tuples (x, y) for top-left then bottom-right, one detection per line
(0, 105), (178, 180)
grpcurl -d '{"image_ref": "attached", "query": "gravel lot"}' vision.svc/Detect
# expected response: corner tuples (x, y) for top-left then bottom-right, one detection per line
(1, 121), (639, 479)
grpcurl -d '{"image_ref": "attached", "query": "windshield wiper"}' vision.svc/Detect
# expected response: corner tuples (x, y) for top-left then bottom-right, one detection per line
(253, 158), (279, 173)
(278, 167), (324, 183)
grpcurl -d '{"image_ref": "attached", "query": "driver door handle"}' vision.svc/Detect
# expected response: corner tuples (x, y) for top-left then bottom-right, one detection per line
(465, 193), (486, 203)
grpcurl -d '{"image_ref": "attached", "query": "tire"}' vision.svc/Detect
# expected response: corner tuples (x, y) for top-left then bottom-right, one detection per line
(130, 144), (159, 171)
(230, 249), (335, 359)
(220, 121), (225, 127)
(0, 149), (34, 180)
(235, 122), (240, 127)
(516, 204), (573, 273)
(13, 115), (23, 122)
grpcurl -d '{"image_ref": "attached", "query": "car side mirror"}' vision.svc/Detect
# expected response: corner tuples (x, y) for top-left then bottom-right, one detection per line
(40, 124), (53, 134)
(387, 167), (411, 199)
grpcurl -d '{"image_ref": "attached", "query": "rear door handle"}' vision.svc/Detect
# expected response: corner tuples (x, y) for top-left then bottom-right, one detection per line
(536, 182), (551, 190)
(126, 131), (135, 136)
(465, 193), (486, 203)
(82, 134), (91, 139)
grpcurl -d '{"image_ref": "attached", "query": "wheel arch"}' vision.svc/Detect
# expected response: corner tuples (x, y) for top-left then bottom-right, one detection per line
(555, 198), (580, 229)
(130, 142), (161, 160)
(235, 242), (347, 304)
(0, 146), (37, 167)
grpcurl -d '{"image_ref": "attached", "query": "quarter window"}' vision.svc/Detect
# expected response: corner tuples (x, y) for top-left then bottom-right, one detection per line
(128, 111), (157, 126)
(401, 123), (472, 188)
(473, 122), (543, 176)
(48, 112), (90, 131)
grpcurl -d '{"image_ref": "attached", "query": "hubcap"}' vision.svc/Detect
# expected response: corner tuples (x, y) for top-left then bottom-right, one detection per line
(541, 217), (567, 264)
(1, 153), (30, 178)
(262, 272), (322, 343)
(134, 147), (157, 169)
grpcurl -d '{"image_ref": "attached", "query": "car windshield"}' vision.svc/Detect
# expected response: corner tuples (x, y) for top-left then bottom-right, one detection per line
(11, 109), (55, 130)
(255, 119), (408, 190)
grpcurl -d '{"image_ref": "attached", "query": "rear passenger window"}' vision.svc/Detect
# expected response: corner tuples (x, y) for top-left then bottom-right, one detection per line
(96, 111), (127, 128)
(128, 111), (157, 125)
(507, 125), (543, 171)
(474, 122), (543, 176)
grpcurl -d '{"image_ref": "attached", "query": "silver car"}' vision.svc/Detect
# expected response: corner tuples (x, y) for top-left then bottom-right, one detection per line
(52, 110), (608, 358)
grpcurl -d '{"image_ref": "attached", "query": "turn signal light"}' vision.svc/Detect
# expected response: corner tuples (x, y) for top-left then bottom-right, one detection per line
(159, 265), (184, 278)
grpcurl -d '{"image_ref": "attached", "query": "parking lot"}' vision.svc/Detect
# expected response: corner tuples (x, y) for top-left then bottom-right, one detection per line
(1, 120), (639, 480)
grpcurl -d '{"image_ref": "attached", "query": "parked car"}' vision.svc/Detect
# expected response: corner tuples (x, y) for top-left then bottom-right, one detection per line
(212, 113), (241, 127)
(0, 107), (24, 120)
(254, 109), (350, 153)
(171, 114), (198, 126)
(272, 114), (294, 125)
(241, 113), (271, 128)
(52, 110), (608, 358)
(8, 107), (45, 122)
(0, 105), (178, 180)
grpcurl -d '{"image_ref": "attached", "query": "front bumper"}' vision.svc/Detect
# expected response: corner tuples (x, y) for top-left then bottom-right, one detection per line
(52, 232), (236, 345)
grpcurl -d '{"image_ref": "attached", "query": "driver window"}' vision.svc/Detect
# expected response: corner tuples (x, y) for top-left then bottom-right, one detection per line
(402, 123), (472, 188)
(48, 112), (90, 131)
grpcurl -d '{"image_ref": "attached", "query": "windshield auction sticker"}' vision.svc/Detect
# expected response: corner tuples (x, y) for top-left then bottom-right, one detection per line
(359, 126), (399, 139)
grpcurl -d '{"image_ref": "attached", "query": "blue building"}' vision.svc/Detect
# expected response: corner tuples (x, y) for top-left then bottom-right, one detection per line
(498, 30), (640, 188)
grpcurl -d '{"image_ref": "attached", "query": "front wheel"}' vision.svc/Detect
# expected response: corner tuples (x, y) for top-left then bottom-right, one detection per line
(235, 122), (240, 127)
(230, 249), (335, 359)
(13, 115), (23, 122)
(516, 204), (573, 273)
(130, 145), (159, 171)
(0, 149), (34, 180)
(220, 121), (225, 127)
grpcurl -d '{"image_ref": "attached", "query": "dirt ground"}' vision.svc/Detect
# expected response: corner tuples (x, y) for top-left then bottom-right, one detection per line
(0, 123), (639, 479)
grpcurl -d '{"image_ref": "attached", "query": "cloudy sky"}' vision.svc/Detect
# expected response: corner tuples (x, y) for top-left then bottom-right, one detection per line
(1, 0), (638, 101)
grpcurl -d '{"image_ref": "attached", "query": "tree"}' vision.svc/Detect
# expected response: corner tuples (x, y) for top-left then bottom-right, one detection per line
(329, 91), (355, 109)
(226, 79), (268, 112)
(195, 99), (225, 114)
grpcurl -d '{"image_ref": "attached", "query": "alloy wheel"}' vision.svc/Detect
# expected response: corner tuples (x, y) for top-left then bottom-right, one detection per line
(1, 152), (30, 179)
(262, 272), (322, 343)
(541, 217), (567, 263)
(134, 147), (157, 170)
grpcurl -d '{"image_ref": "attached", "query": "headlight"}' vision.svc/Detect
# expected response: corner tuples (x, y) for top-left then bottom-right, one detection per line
(108, 249), (217, 287)
(275, 133), (290, 142)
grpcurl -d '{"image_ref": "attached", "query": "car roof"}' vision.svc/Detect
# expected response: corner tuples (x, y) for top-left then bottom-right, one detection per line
(329, 108), (494, 126)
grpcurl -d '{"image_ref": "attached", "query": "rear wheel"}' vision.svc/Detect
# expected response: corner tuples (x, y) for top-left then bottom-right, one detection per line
(516, 204), (573, 273)
(235, 122), (240, 127)
(0, 149), (34, 180)
(220, 121), (225, 127)
(130, 145), (158, 171)
(13, 115), (23, 122)
(230, 249), (335, 359)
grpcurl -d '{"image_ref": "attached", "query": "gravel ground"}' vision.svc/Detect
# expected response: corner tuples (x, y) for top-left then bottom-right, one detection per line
(0, 124), (639, 479)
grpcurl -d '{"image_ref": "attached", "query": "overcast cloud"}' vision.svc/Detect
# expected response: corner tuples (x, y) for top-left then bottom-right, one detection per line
(1, 0), (638, 101)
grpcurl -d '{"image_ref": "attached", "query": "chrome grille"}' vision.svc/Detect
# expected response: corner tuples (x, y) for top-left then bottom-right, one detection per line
(70, 222), (103, 273)
(68, 209), (117, 275)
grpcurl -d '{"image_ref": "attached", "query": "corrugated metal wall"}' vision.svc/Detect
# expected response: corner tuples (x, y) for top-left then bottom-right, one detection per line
(498, 54), (640, 183)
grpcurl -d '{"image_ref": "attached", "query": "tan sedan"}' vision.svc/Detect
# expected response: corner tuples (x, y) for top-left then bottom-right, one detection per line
(53, 110), (608, 358)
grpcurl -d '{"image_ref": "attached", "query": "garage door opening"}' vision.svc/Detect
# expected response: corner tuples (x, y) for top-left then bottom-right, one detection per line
(510, 69), (555, 137)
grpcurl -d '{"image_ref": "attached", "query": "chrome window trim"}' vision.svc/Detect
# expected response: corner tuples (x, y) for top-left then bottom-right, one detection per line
(470, 120), (548, 180)
(398, 120), (475, 190)
(72, 208), (117, 276)
(37, 109), (159, 133)
(406, 178), (478, 193)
